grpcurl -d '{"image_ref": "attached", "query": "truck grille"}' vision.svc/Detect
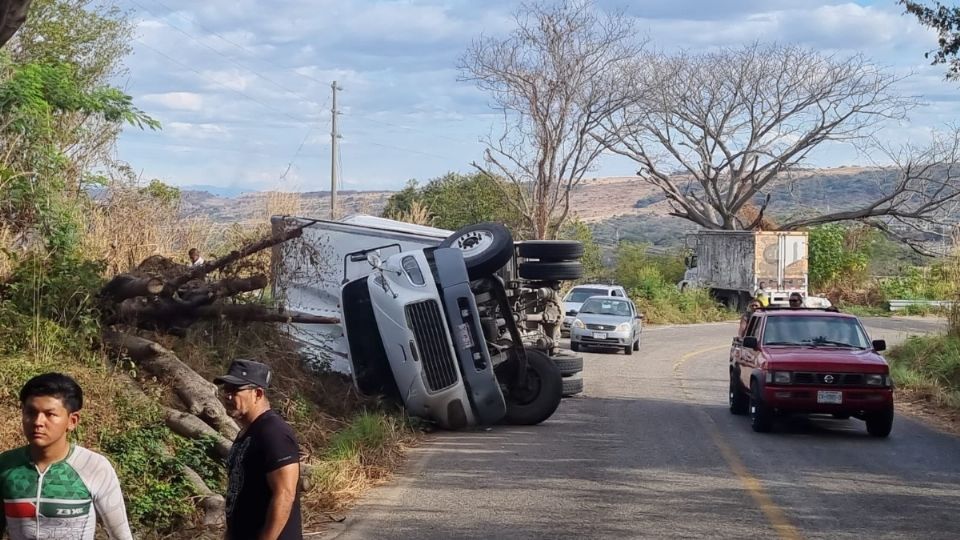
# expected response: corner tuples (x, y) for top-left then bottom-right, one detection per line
(405, 300), (458, 392)
(586, 323), (616, 331)
(792, 372), (866, 386)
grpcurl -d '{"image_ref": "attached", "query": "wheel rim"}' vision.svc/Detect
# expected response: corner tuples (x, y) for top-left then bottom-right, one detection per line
(452, 230), (495, 258)
(510, 366), (543, 406)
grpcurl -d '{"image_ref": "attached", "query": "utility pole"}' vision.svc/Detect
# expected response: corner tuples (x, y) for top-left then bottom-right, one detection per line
(330, 81), (342, 220)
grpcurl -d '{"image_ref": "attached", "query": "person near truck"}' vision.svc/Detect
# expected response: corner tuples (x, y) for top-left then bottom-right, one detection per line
(0, 373), (133, 540)
(739, 300), (762, 336)
(215, 359), (302, 540)
(754, 282), (770, 307)
(789, 292), (804, 308)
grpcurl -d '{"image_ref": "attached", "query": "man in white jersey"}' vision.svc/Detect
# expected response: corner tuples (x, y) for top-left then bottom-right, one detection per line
(0, 373), (132, 540)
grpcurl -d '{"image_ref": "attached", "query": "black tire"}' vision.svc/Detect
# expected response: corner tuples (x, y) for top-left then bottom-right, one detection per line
(866, 406), (894, 438)
(832, 413), (851, 420)
(750, 380), (774, 432)
(623, 343), (633, 355)
(570, 341), (581, 352)
(551, 353), (583, 376)
(562, 375), (583, 397)
(440, 222), (514, 280)
(518, 261), (583, 281)
(499, 348), (563, 425)
(729, 372), (749, 415)
(517, 241), (584, 260)
(632, 336), (640, 351)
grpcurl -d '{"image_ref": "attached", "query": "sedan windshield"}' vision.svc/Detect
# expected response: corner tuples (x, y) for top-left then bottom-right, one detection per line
(565, 288), (609, 303)
(762, 316), (870, 348)
(579, 298), (632, 316)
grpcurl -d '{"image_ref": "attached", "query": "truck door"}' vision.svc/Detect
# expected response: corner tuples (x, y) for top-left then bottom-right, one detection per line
(739, 315), (763, 389)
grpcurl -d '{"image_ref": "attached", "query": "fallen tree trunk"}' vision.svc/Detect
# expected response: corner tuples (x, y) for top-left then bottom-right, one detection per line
(181, 465), (226, 527)
(103, 330), (240, 439)
(178, 274), (269, 306)
(164, 408), (233, 459)
(170, 223), (308, 290)
(100, 275), (165, 301)
(193, 304), (339, 324)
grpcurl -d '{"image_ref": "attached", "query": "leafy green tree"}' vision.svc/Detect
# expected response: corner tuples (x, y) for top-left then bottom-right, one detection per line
(140, 179), (181, 208)
(808, 224), (871, 289)
(900, 1), (960, 79)
(383, 172), (525, 234)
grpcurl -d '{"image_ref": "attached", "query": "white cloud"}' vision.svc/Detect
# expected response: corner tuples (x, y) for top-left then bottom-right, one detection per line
(198, 68), (257, 92)
(140, 92), (204, 111)
(167, 122), (230, 139)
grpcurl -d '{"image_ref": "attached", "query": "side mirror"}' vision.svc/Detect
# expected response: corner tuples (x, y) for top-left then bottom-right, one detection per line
(366, 252), (382, 269)
(872, 339), (886, 352)
(742, 336), (759, 350)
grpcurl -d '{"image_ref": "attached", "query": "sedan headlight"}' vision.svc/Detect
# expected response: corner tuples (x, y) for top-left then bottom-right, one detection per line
(864, 374), (889, 387)
(616, 322), (631, 333)
(573, 319), (585, 329)
(766, 371), (791, 384)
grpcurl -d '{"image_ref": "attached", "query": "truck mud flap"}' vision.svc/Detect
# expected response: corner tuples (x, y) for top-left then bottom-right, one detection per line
(432, 248), (507, 425)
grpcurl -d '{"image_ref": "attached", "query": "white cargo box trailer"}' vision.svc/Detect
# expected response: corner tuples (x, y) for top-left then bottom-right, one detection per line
(270, 214), (449, 373)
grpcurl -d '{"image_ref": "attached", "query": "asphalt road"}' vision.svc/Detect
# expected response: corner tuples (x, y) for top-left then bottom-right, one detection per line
(326, 317), (959, 539)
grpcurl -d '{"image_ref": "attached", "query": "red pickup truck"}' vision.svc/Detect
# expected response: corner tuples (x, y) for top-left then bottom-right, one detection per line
(729, 307), (894, 437)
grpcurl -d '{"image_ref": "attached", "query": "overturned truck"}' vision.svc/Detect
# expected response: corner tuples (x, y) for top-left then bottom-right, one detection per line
(272, 215), (585, 429)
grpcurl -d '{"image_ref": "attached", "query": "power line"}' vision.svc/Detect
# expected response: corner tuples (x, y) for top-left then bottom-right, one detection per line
(148, 0), (333, 87)
(134, 39), (309, 124)
(129, 0), (320, 107)
(342, 111), (479, 145)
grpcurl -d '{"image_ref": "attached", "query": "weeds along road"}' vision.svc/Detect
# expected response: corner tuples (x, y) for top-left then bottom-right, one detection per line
(326, 318), (959, 540)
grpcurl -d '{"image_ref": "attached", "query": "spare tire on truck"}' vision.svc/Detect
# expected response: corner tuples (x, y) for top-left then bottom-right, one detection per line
(518, 261), (583, 281)
(517, 240), (584, 261)
(440, 222), (515, 280)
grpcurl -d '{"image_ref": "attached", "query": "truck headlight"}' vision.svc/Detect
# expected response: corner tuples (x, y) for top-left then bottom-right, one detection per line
(573, 319), (585, 329)
(864, 374), (886, 386)
(401, 256), (425, 286)
(616, 322), (631, 332)
(765, 371), (791, 384)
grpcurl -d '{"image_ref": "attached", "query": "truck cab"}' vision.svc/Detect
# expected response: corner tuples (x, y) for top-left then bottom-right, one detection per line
(729, 307), (894, 437)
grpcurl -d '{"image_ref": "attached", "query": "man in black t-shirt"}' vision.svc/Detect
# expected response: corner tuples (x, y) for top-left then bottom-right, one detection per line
(215, 359), (302, 540)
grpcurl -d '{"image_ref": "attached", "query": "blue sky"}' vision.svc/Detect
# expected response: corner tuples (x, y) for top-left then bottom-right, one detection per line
(112, 0), (957, 192)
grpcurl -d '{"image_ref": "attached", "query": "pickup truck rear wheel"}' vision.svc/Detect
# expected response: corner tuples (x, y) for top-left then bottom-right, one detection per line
(729, 372), (749, 415)
(750, 380), (774, 432)
(498, 348), (563, 425)
(440, 222), (514, 279)
(865, 405), (894, 438)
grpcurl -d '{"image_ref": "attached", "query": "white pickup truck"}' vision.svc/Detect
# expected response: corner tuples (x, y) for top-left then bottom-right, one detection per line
(271, 215), (585, 429)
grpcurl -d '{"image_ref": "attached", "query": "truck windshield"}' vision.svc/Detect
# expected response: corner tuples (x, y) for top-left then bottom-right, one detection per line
(565, 288), (608, 303)
(579, 298), (631, 316)
(762, 316), (870, 348)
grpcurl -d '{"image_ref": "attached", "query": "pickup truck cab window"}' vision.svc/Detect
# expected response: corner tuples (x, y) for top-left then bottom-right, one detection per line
(761, 315), (869, 348)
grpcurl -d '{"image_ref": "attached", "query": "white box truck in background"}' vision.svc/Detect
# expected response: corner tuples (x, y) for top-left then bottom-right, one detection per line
(678, 230), (810, 310)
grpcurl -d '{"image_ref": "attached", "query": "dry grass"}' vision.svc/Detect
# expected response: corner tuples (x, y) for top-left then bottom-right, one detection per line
(393, 199), (435, 226)
(79, 185), (227, 275)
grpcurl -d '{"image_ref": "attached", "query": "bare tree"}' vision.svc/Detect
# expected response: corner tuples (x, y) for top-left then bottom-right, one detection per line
(460, 0), (642, 239)
(606, 43), (923, 231)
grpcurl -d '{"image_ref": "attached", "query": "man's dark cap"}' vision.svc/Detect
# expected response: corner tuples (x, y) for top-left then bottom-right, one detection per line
(214, 359), (272, 388)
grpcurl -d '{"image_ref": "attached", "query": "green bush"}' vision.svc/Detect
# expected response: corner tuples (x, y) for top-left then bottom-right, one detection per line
(614, 242), (732, 324)
(878, 265), (956, 301)
(888, 335), (960, 409)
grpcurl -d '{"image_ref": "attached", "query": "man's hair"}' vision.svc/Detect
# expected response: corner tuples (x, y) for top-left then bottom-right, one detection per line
(188, 248), (199, 256)
(20, 373), (84, 413)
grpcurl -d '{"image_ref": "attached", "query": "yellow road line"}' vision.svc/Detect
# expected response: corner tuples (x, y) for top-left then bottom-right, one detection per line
(674, 346), (803, 540)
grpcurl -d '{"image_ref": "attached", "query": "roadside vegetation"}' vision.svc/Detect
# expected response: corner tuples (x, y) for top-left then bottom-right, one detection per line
(0, 2), (414, 537)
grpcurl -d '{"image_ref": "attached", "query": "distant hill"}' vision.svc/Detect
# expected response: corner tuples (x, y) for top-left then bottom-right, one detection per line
(179, 166), (905, 247)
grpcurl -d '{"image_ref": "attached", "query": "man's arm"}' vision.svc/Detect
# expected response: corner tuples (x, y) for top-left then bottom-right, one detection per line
(258, 462), (299, 540)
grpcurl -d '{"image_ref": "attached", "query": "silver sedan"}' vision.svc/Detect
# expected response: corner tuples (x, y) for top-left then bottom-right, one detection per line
(569, 297), (642, 355)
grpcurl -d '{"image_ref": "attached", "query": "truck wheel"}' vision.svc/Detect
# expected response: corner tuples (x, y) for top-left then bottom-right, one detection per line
(518, 261), (583, 281)
(440, 222), (514, 279)
(865, 406), (894, 438)
(517, 241), (584, 260)
(750, 380), (774, 432)
(499, 348), (563, 425)
(551, 353), (583, 376)
(562, 374), (583, 397)
(729, 372), (749, 415)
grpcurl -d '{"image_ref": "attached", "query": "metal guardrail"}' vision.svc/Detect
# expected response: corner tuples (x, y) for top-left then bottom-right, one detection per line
(888, 299), (954, 312)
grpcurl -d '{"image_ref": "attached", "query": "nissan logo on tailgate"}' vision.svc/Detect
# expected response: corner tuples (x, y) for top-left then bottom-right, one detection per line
(823, 374), (835, 384)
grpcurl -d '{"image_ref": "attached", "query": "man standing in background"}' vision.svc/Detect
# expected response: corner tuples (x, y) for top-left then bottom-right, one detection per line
(215, 359), (302, 540)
